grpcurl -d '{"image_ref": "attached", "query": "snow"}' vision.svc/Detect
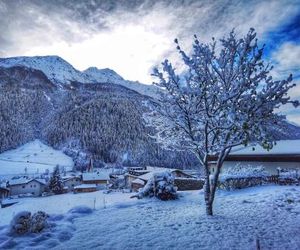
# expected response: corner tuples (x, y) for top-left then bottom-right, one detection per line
(0, 140), (74, 178)
(131, 179), (145, 185)
(0, 191), (134, 226)
(231, 139), (300, 155)
(1, 185), (300, 249)
(0, 56), (158, 97)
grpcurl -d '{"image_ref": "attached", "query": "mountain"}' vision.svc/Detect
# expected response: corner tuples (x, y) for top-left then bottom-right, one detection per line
(0, 56), (158, 97)
(0, 55), (299, 170)
(0, 62), (196, 169)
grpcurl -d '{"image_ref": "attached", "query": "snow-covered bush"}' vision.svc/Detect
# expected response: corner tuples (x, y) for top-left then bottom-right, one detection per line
(218, 164), (269, 190)
(10, 211), (31, 235)
(277, 168), (299, 180)
(135, 172), (177, 200)
(9, 211), (49, 235)
(220, 164), (268, 182)
(30, 211), (49, 233)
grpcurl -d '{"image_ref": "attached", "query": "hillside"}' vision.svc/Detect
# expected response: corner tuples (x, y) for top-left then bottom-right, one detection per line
(0, 140), (73, 177)
(0, 62), (196, 169)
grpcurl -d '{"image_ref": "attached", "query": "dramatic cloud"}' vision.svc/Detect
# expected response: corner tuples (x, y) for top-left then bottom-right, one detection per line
(0, 0), (299, 122)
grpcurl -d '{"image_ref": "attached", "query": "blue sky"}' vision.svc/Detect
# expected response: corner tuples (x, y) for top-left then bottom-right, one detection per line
(0, 0), (299, 123)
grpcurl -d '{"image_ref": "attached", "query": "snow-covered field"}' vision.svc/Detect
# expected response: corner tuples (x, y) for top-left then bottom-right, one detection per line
(0, 140), (73, 178)
(1, 185), (300, 249)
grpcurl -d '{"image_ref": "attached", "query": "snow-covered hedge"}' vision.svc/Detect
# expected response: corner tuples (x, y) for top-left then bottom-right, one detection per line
(134, 172), (177, 200)
(220, 164), (268, 182)
(10, 211), (49, 235)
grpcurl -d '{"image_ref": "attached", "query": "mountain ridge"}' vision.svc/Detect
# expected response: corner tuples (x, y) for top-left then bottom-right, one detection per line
(0, 55), (158, 97)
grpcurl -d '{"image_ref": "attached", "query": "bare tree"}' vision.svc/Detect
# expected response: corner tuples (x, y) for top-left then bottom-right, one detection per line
(144, 28), (299, 215)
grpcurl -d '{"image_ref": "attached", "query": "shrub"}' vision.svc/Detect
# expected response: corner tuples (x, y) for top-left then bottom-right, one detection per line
(10, 211), (49, 235)
(136, 172), (177, 200)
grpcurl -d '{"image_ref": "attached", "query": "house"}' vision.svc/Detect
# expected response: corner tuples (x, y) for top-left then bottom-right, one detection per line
(8, 177), (47, 197)
(0, 186), (9, 200)
(127, 167), (203, 191)
(82, 171), (110, 189)
(74, 184), (97, 193)
(209, 140), (300, 176)
(62, 176), (82, 191)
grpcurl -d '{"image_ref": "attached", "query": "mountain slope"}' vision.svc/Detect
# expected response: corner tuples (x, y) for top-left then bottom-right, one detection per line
(0, 56), (299, 170)
(0, 65), (196, 169)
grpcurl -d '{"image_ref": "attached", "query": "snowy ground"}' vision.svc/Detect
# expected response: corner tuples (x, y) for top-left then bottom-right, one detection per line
(0, 140), (73, 179)
(1, 185), (300, 249)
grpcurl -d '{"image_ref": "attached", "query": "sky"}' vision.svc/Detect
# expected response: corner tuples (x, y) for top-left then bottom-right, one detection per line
(0, 0), (299, 123)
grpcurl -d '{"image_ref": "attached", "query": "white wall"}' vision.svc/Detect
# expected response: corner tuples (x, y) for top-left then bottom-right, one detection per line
(10, 180), (45, 197)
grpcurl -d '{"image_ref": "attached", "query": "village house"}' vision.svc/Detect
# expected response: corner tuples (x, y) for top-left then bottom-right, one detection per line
(126, 166), (203, 191)
(82, 171), (110, 189)
(209, 140), (300, 176)
(62, 176), (82, 191)
(7, 177), (46, 197)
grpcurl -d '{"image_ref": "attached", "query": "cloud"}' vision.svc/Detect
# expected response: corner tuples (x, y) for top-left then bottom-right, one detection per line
(0, 0), (300, 84)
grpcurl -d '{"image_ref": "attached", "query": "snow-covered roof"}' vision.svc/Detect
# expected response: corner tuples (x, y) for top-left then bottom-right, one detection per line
(8, 177), (46, 186)
(231, 140), (300, 155)
(74, 184), (97, 189)
(82, 171), (110, 181)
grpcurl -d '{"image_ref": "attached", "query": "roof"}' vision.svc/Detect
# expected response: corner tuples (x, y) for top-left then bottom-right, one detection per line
(82, 171), (110, 181)
(62, 176), (80, 182)
(0, 186), (9, 192)
(231, 140), (300, 155)
(8, 177), (46, 186)
(208, 140), (300, 163)
(74, 184), (97, 189)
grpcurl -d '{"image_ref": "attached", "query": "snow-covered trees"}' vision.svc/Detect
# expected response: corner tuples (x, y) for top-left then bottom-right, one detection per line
(145, 28), (299, 215)
(135, 172), (177, 200)
(48, 165), (64, 194)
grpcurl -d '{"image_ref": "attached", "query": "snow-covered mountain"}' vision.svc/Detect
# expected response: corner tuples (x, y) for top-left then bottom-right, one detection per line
(0, 56), (157, 97)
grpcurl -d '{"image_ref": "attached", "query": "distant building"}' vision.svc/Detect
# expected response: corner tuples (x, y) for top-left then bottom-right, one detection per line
(74, 184), (97, 193)
(62, 176), (82, 191)
(82, 171), (110, 189)
(8, 177), (46, 197)
(209, 140), (300, 176)
(126, 166), (203, 191)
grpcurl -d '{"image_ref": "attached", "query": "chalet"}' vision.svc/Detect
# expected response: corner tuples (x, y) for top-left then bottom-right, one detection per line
(8, 177), (46, 197)
(74, 184), (97, 193)
(209, 140), (300, 176)
(126, 166), (203, 191)
(82, 171), (110, 189)
(62, 176), (82, 191)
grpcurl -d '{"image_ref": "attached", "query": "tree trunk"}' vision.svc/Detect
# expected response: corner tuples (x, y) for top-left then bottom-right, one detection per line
(203, 156), (214, 216)
(205, 200), (213, 216)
